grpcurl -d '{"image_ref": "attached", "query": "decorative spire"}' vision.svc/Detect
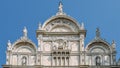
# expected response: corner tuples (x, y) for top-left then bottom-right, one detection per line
(38, 22), (42, 30)
(96, 28), (100, 38)
(23, 26), (27, 37)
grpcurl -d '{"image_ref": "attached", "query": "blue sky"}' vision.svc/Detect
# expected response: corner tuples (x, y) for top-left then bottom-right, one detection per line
(0, 0), (120, 67)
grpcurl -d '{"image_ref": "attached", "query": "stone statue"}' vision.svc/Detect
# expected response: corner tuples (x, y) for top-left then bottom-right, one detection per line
(56, 2), (66, 15)
(96, 28), (100, 37)
(81, 22), (84, 30)
(59, 2), (63, 13)
(112, 40), (116, 49)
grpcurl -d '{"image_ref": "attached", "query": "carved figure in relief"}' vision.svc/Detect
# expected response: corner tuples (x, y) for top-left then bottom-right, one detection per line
(52, 39), (69, 50)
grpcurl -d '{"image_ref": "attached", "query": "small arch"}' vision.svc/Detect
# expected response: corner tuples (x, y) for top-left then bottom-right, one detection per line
(66, 57), (69, 59)
(53, 57), (56, 59)
(53, 52), (56, 54)
(66, 52), (70, 54)
(62, 52), (65, 54)
(58, 52), (61, 54)
(62, 57), (65, 59)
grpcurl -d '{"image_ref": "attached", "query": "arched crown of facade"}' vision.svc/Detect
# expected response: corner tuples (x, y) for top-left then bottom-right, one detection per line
(86, 28), (112, 53)
(11, 27), (37, 53)
(41, 2), (83, 32)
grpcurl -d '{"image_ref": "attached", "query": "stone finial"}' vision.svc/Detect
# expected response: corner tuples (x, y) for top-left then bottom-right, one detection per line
(112, 40), (116, 49)
(7, 40), (12, 50)
(7, 40), (11, 46)
(81, 22), (84, 30)
(96, 28), (100, 38)
(112, 40), (115, 44)
(38, 22), (42, 30)
(23, 26), (27, 37)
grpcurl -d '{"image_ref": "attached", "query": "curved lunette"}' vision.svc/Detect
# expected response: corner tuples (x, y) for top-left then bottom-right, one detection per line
(15, 46), (35, 53)
(89, 46), (107, 53)
(50, 24), (74, 32)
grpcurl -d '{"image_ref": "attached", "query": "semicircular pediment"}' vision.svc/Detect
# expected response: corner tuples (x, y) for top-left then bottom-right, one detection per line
(10, 27), (37, 54)
(12, 37), (37, 53)
(86, 38), (112, 52)
(86, 42), (111, 53)
(13, 42), (36, 53)
(42, 16), (80, 32)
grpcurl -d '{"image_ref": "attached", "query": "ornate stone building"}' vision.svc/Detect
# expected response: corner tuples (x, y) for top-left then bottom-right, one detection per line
(3, 2), (120, 68)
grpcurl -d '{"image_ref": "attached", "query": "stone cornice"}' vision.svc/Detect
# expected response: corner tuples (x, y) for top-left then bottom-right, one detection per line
(3, 65), (120, 68)
(36, 30), (86, 37)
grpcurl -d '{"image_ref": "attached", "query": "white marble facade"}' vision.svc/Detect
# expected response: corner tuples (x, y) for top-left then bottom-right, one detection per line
(5, 2), (117, 67)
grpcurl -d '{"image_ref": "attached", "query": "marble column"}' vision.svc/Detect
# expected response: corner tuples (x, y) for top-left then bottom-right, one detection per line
(65, 57), (67, 66)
